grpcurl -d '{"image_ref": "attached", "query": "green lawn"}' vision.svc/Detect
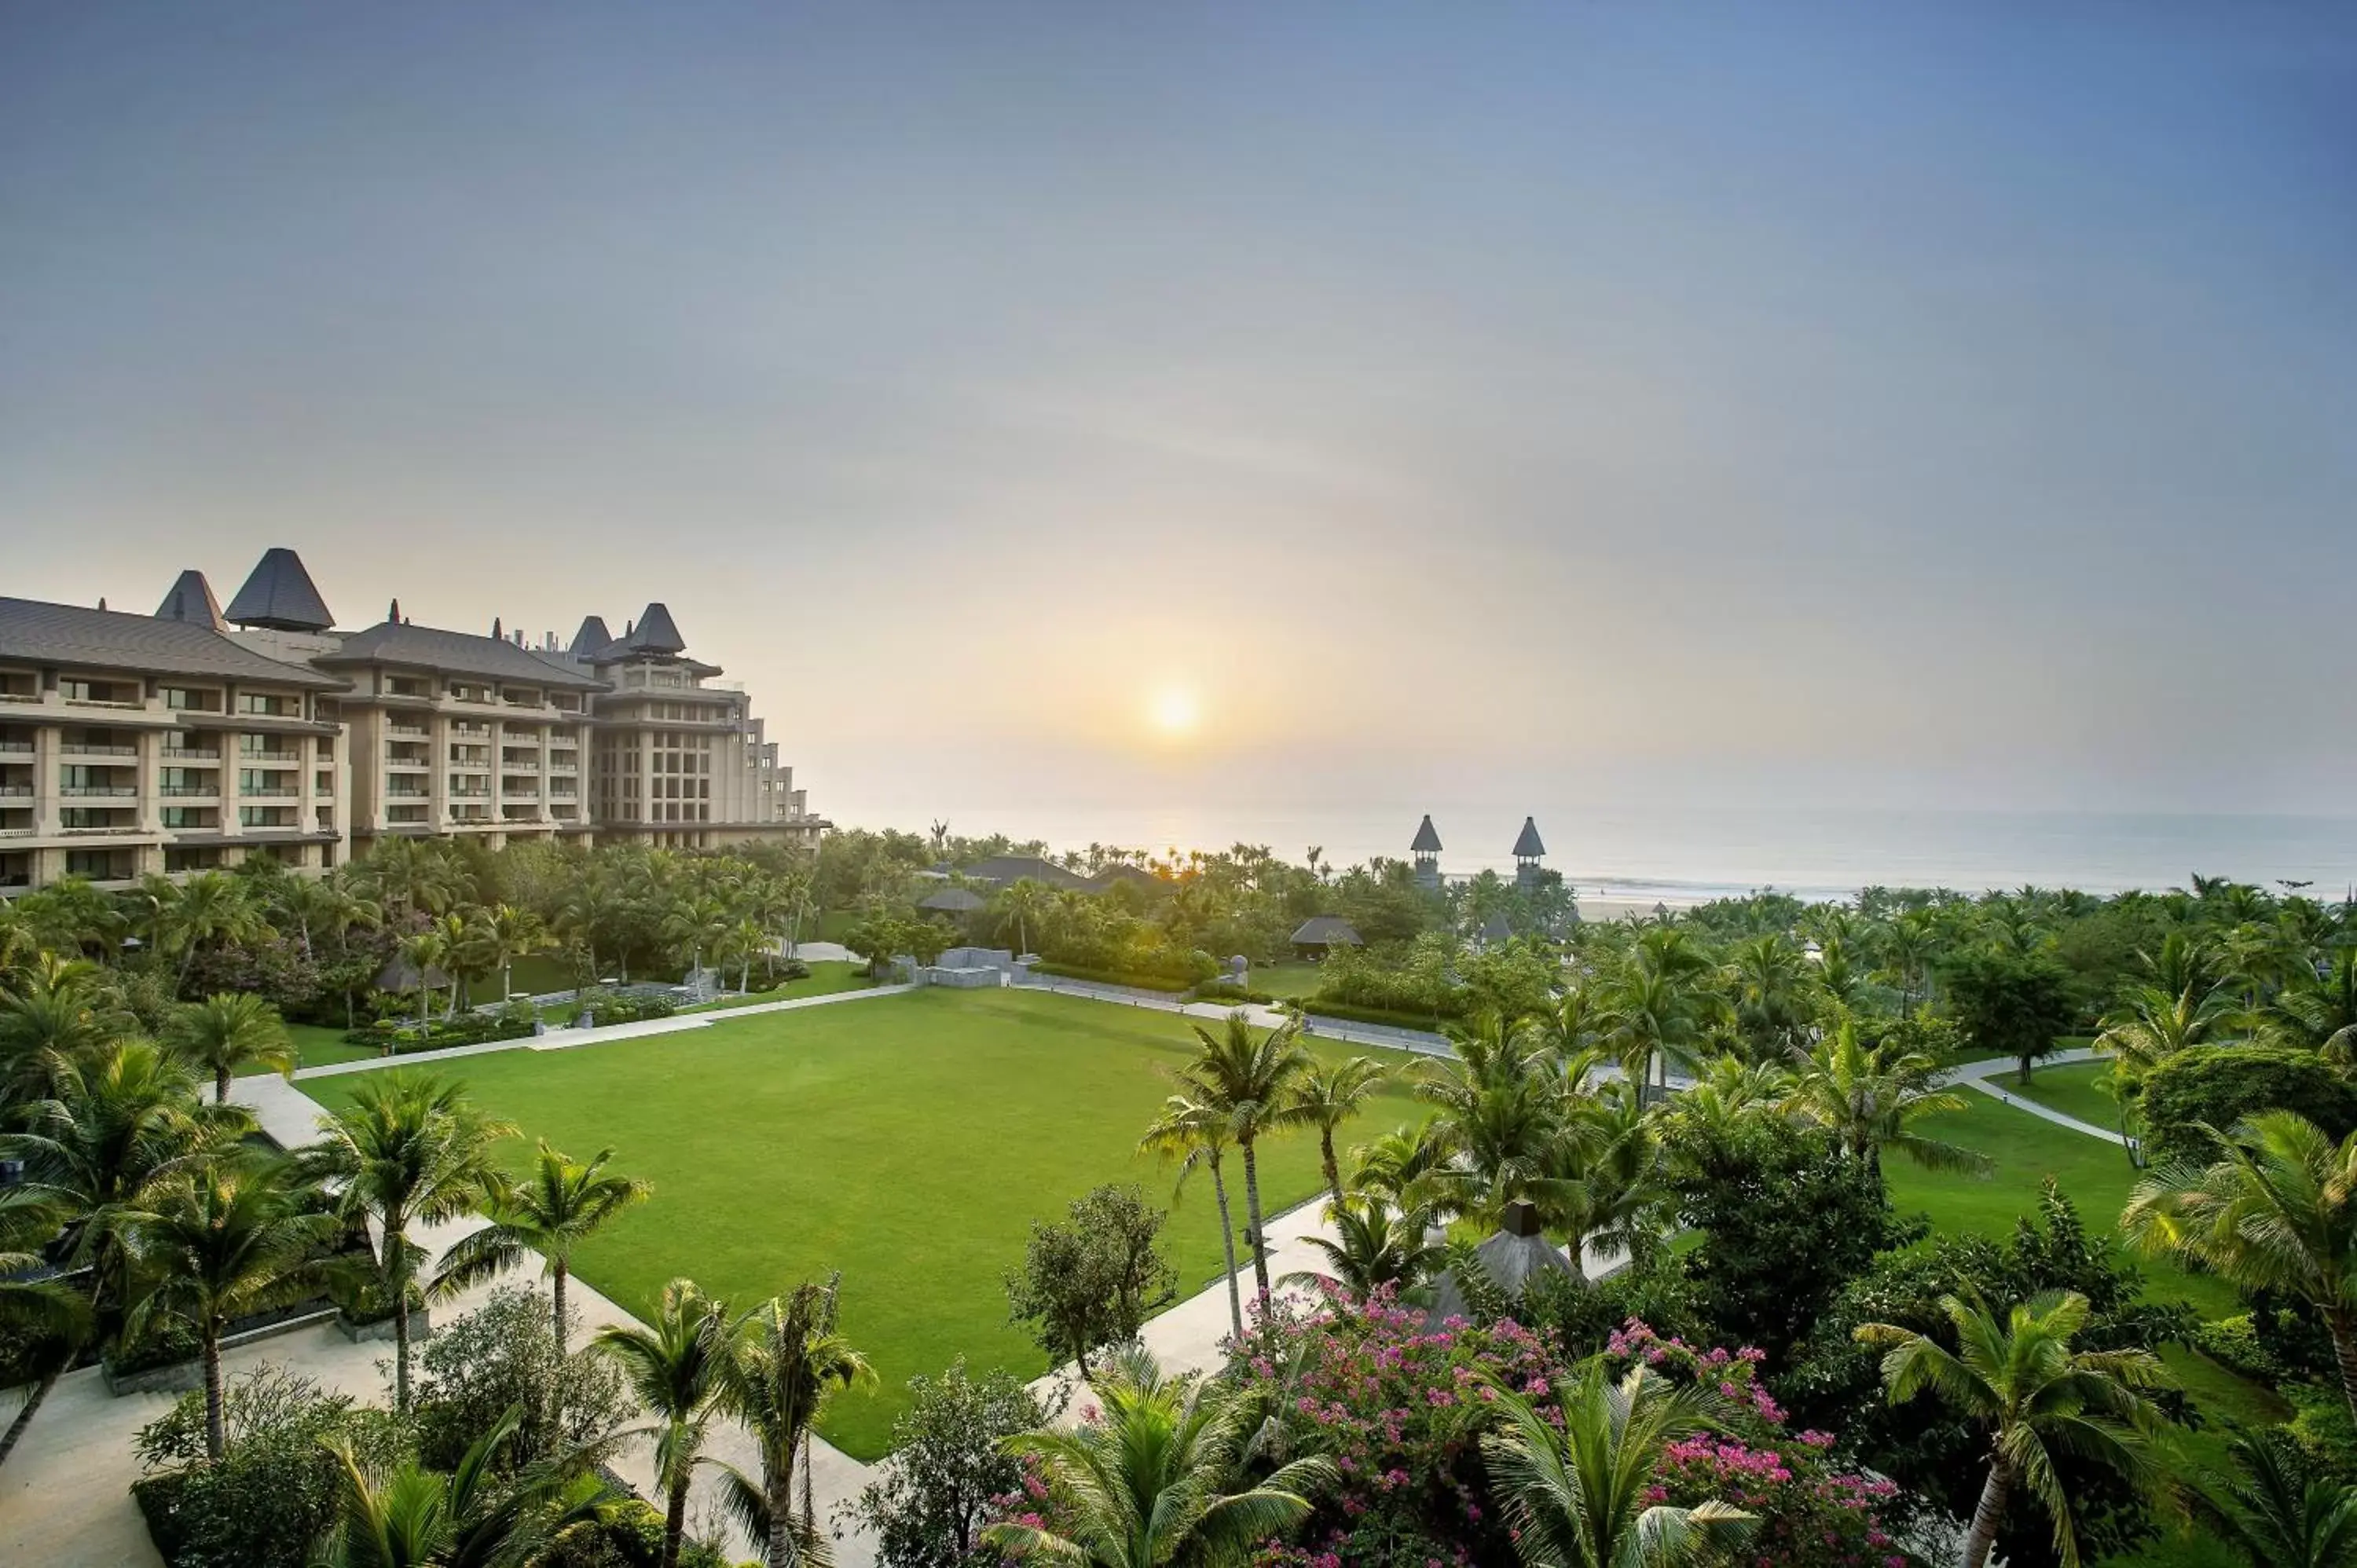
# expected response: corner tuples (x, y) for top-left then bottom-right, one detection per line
(244, 1022), (383, 1073)
(2010, 1058), (2128, 1132)
(680, 961), (873, 1013)
(1252, 962), (1329, 1001)
(310, 987), (1427, 1459)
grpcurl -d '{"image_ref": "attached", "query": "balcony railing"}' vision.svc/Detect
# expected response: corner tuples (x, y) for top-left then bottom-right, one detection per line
(63, 786), (138, 797)
(238, 749), (299, 763)
(61, 742), (137, 757)
(65, 697), (142, 709)
(0, 785), (29, 798)
(0, 740), (32, 754)
(240, 786), (300, 800)
(159, 786), (217, 797)
(162, 746), (220, 760)
(386, 724), (428, 739)
(449, 787), (491, 799)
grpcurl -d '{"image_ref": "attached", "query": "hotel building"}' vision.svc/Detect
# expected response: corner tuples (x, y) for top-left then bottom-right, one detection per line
(0, 548), (823, 892)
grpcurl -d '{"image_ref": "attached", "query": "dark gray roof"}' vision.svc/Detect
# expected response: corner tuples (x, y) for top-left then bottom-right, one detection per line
(1083, 863), (1164, 894)
(224, 548), (335, 632)
(617, 602), (686, 655)
(918, 886), (988, 913)
(1410, 814), (1442, 854)
(569, 616), (612, 654)
(153, 571), (225, 630)
(1512, 816), (1547, 859)
(1479, 912), (1513, 939)
(1290, 914), (1362, 946)
(1426, 1212), (1579, 1326)
(959, 855), (1089, 890)
(314, 621), (608, 690)
(0, 597), (344, 687)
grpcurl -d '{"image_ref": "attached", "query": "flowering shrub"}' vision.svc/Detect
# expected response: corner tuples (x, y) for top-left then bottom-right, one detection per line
(1235, 1299), (1902, 1568)
(1605, 1321), (1904, 1568)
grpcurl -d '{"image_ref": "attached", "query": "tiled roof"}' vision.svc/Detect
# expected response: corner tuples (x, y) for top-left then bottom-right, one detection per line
(224, 548), (336, 632)
(1410, 814), (1443, 854)
(615, 602), (685, 655)
(153, 570), (225, 630)
(313, 621), (608, 690)
(569, 616), (612, 655)
(0, 597), (344, 687)
(1289, 914), (1362, 946)
(1512, 816), (1547, 858)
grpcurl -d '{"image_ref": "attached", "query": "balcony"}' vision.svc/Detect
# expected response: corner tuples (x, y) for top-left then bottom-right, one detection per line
(448, 787), (491, 800)
(61, 742), (137, 757)
(63, 785), (138, 798)
(386, 724), (428, 739)
(238, 749), (300, 763)
(159, 786), (218, 798)
(162, 746), (220, 760)
(0, 786), (28, 800)
(385, 787), (428, 799)
(0, 740), (31, 755)
(239, 786), (300, 800)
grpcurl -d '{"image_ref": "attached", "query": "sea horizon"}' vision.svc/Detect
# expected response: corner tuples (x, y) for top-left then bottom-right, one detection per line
(848, 802), (2357, 907)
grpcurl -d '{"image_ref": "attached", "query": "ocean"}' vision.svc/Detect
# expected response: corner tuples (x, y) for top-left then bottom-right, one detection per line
(938, 804), (2357, 907)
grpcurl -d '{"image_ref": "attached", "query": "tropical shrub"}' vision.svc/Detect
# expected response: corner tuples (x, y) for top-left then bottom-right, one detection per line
(852, 1358), (1044, 1568)
(2139, 1044), (2357, 1166)
(131, 1365), (408, 1568)
(407, 1284), (630, 1474)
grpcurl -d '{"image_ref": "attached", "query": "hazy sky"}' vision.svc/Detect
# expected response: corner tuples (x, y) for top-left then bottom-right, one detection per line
(4, 3), (2353, 841)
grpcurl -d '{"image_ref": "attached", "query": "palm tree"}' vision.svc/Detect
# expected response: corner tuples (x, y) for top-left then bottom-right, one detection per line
(432, 1141), (650, 1351)
(122, 1156), (331, 1460)
(2277, 947), (2357, 1065)
(1780, 1020), (1993, 1181)
(1663, 1053), (1792, 1145)
(2124, 1110), (2357, 1424)
(160, 871), (273, 995)
(2099, 980), (2236, 1081)
(316, 1404), (610, 1568)
(2196, 1433), (2357, 1568)
(984, 1345), (1332, 1568)
(395, 927), (451, 1035)
(1138, 1094), (1247, 1344)
(1414, 1017), (1588, 1229)
(0, 952), (132, 1103)
(1602, 931), (1711, 1090)
(1282, 1194), (1444, 1299)
(660, 893), (731, 980)
(1724, 933), (1813, 1061)
(1480, 1363), (1755, 1568)
(305, 1074), (517, 1412)
(471, 903), (551, 1003)
(165, 992), (295, 1103)
(993, 877), (1054, 958)
(1177, 1012), (1314, 1300)
(596, 1279), (731, 1568)
(1285, 1056), (1386, 1207)
(1855, 1289), (2174, 1568)
(717, 1282), (874, 1568)
(0, 1191), (92, 1473)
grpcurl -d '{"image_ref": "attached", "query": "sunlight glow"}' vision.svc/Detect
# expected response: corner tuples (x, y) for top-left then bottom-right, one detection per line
(1150, 683), (1200, 737)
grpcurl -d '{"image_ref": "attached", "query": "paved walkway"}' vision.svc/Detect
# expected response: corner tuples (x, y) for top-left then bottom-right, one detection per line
(1015, 974), (1456, 1058)
(1948, 1047), (2117, 1142)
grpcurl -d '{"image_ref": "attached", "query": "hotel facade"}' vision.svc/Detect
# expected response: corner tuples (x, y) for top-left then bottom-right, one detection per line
(0, 548), (824, 893)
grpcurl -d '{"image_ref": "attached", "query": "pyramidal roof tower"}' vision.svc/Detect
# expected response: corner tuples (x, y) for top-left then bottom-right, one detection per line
(624, 601), (686, 654)
(1410, 814), (1443, 891)
(152, 570), (225, 630)
(1512, 816), (1547, 891)
(223, 548), (335, 632)
(569, 615), (612, 655)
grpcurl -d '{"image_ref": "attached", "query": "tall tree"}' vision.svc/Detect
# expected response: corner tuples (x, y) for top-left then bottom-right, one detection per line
(1781, 1019), (1993, 1181)
(1178, 1011), (1313, 1300)
(1138, 1094), (1247, 1344)
(1941, 947), (2077, 1086)
(1855, 1289), (2173, 1568)
(596, 1278), (731, 1568)
(1284, 1055), (1387, 1207)
(0, 1192), (92, 1472)
(718, 1282), (876, 1568)
(433, 1141), (650, 1351)
(471, 903), (551, 1003)
(122, 1156), (331, 1460)
(304, 1074), (516, 1412)
(166, 992), (295, 1104)
(984, 1346), (1332, 1568)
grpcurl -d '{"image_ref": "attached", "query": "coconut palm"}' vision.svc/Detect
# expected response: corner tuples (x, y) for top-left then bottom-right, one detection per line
(316, 1403), (610, 1568)
(1724, 933), (1814, 1061)
(157, 871), (272, 994)
(122, 1156), (331, 1460)
(432, 1141), (650, 1351)
(660, 893), (731, 980)
(1415, 1018), (1589, 1228)
(1480, 1363), (1755, 1568)
(1662, 1053), (1792, 1145)
(984, 1345), (1332, 1568)
(1139, 1094), (1247, 1344)
(1854, 1289), (2174, 1568)
(1281, 1194), (1444, 1299)
(2098, 980), (2236, 1082)
(305, 1074), (517, 1412)
(1177, 1011), (1314, 1301)
(992, 877), (1055, 958)
(1781, 1020), (1992, 1181)
(717, 1282), (874, 1568)
(1283, 1056), (1386, 1207)
(596, 1279), (731, 1568)
(394, 927), (452, 1035)
(2124, 1110), (2357, 1424)
(2195, 1432), (2357, 1568)
(2277, 948), (2357, 1066)
(165, 992), (295, 1104)
(1601, 929), (1713, 1090)
(0, 1191), (92, 1472)
(470, 903), (551, 1003)
(0, 952), (133, 1104)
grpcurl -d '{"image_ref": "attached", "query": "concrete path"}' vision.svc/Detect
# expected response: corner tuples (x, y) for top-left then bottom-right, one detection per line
(1016, 974), (1455, 1058)
(1948, 1047), (2119, 1143)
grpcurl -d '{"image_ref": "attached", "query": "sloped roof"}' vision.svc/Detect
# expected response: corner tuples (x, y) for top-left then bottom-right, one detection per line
(569, 616), (613, 655)
(1290, 914), (1362, 947)
(1410, 814), (1443, 854)
(959, 855), (1089, 890)
(153, 570), (225, 630)
(313, 621), (608, 690)
(0, 596), (344, 687)
(617, 602), (686, 654)
(1083, 863), (1164, 894)
(1512, 816), (1547, 859)
(1479, 912), (1513, 939)
(918, 886), (988, 913)
(224, 548), (335, 632)
(1426, 1205), (1578, 1325)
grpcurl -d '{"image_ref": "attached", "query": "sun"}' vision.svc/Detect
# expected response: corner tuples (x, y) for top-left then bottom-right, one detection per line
(1149, 683), (1200, 736)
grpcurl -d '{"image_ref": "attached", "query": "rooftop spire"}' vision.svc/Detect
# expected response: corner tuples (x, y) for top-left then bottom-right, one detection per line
(224, 547), (335, 632)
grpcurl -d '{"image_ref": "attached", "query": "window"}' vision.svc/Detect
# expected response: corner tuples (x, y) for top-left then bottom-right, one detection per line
(314, 771), (334, 794)
(60, 808), (125, 830)
(164, 846), (222, 873)
(240, 805), (295, 828)
(65, 849), (126, 877)
(163, 686), (219, 712)
(236, 691), (291, 716)
(162, 807), (217, 829)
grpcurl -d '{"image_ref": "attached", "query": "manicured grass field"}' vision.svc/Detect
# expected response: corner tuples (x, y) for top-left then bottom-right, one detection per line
(244, 1023), (383, 1073)
(2009, 1058), (2127, 1132)
(312, 987), (1427, 1458)
(682, 961), (873, 1012)
(1252, 962), (1329, 1001)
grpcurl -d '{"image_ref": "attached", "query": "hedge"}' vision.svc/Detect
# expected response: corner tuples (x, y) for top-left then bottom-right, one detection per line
(2141, 1044), (2357, 1167)
(1299, 999), (1452, 1032)
(1031, 962), (1193, 993)
(1189, 982), (1278, 1006)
